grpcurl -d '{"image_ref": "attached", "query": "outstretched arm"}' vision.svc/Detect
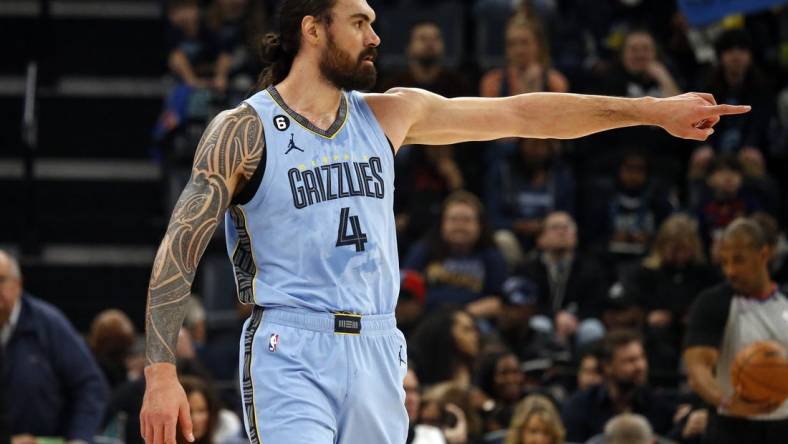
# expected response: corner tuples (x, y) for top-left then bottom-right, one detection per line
(365, 88), (750, 149)
(141, 103), (263, 444)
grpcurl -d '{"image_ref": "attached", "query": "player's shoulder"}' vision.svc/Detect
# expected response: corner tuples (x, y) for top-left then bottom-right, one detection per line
(361, 87), (442, 122)
(213, 102), (262, 125)
(202, 103), (265, 148)
(195, 102), (265, 176)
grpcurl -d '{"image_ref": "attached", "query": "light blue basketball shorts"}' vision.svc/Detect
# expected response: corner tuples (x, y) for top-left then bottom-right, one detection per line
(238, 306), (409, 444)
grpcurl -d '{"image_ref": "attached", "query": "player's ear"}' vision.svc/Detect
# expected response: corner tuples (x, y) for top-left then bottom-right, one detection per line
(301, 15), (321, 47)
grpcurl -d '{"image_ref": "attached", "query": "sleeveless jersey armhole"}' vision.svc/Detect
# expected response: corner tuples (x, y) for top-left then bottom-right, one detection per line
(231, 138), (267, 206)
(386, 136), (395, 161)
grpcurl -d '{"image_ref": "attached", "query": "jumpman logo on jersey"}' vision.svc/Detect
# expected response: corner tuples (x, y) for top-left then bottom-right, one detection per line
(398, 345), (406, 367)
(285, 133), (303, 154)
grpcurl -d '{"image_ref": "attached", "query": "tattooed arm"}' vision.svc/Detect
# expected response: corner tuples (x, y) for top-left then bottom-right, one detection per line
(140, 103), (263, 444)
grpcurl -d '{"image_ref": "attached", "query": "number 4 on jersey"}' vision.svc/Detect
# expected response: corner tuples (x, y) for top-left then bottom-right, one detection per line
(336, 207), (368, 252)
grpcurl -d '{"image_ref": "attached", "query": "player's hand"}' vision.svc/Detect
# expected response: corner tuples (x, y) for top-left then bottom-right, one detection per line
(140, 363), (194, 444)
(724, 393), (781, 417)
(654, 92), (750, 141)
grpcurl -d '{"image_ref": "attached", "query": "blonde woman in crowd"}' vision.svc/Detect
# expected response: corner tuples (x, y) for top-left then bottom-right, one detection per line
(505, 394), (565, 444)
(480, 14), (568, 97)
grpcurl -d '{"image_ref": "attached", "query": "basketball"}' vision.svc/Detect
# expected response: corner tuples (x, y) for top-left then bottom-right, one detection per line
(731, 340), (788, 404)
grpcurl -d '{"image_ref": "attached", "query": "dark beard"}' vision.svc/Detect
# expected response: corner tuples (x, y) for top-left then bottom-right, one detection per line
(319, 33), (377, 91)
(612, 375), (643, 399)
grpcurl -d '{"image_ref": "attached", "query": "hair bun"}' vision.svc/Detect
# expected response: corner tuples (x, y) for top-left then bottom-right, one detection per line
(259, 32), (287, 64)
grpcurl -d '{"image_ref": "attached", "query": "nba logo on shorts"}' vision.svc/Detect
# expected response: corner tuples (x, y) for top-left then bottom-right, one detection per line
(269, 333), (279, 352)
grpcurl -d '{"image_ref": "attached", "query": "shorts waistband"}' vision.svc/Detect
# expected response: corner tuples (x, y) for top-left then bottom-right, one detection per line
(257, 307), (397, 335)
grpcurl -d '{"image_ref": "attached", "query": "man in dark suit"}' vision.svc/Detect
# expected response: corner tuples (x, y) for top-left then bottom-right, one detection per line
(515, 211), (608, 346)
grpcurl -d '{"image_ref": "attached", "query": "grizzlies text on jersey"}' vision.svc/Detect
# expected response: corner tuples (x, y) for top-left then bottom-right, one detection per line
(224, 86), (400, 315)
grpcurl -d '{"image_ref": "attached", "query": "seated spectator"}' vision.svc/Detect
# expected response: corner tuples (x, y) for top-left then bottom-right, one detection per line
(411, 308), (479, 388)
(405, 367), (447, 444)
(689, 29), (774, 166)
(691, 155), (768, 256)
(480, 14), (568, 97)
(583, 150), (675, 264)
(505, 394), (565, 444)
(395, 146), (465, 256)
(206, 0), (265, 83)
(88, 309), (137, 389)
(396, 270), (428, 338)
(0, 250), (107, 444)
(568, 0), (678, 77)
(404, 191), (508, 319)
(603, 413), (655, 444)
(496, 277), (566, 366)
(597, 28), (681, 99)
(515, 212), (607, 348)
(477, 351), (525, 435)
(179, 375), (242, 444)
(616, 214), (720, 385)
(377, 20), (470, 97)
(602, 281), (646, 335)
(561, 330), (676, 443)
(496, 277), (538, 353)
(421, 382), (484, 444)
(485, 139), (575, 252)
(166, 0), (231, 92)
(577, 347), (603, 392)
(688, 149), (778, 217)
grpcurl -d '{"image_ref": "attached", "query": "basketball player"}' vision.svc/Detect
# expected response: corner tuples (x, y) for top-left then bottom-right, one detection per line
(684, 218), (788, 443)
(140, 1), (751, 443)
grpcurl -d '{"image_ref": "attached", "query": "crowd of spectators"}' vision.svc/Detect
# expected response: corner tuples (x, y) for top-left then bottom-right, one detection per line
(4, 1), (788, 444)
(382, 1), (788, 443)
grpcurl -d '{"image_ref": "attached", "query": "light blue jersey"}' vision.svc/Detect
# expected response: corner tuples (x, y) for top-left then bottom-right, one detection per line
(224, 85), (400, 315)
(226, 86), (409, 444)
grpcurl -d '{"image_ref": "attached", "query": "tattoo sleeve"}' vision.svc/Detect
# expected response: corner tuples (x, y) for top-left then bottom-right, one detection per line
(145, 104), (263, 365)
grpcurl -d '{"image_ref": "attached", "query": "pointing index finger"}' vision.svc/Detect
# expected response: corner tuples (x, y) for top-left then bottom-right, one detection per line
(707, 104), (751, 116)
